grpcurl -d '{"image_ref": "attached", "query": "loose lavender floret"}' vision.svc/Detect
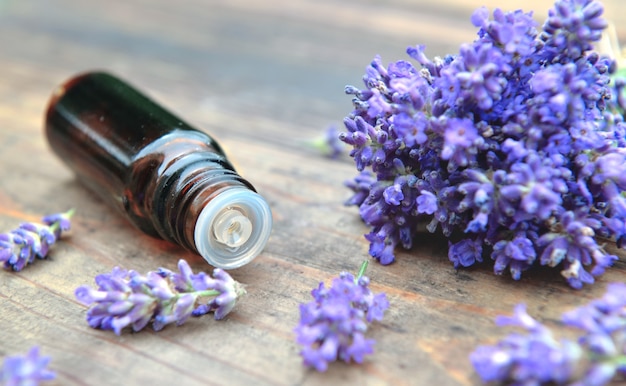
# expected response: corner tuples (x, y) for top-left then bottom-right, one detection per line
(339, 0), (626, 288)
(74, 259), (246, 335)
(0, 209), (74, 271)
(310, 125), (345, 159)
(294, 261), (389, 372)
(471, 283), (626, 385)
(0, 346), (56, 385)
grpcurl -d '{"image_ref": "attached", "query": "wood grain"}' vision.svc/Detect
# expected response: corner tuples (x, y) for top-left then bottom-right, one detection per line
(0, 0), (625, 385)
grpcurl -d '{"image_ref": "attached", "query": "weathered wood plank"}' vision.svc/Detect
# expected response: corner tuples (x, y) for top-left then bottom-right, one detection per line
(0, 0), (625, 385)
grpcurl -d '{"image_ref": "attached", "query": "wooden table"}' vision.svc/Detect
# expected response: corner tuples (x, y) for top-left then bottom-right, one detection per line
(1, 1), (625, 385)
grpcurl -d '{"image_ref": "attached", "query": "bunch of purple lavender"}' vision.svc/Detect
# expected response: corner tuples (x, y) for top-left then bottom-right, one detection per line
(0, 346), (55, 385)
(0, 209), (74, 272)
(339, 0), (626, 288)
(471, 282), (626, 385)
(294, 261), (389, 372)
(74, 259), (246, 335)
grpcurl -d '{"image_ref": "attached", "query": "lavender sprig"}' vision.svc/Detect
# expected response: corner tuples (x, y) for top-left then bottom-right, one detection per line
(74, 259), (246, 335)
(339, 0), (626, 288)
(308, 125), (345, 159)
(0, 346), (56, 386)
(471, 282), (626, 385)
(0, 209), (74, 271)
(294, 261), (389, 372)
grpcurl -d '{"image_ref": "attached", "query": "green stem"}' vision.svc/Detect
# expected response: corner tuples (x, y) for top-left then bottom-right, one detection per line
(47, 208), (76, 233)
(614, 69), (626, 79)
(612, 354), (626, 367)
(587, 352), (626, 371)
(64, 208), (77, 218)
(195, 289), (221, 298)
(161, 289), (221, 309)
(48, 222), (60, 234)
(356, 260), (369, 281)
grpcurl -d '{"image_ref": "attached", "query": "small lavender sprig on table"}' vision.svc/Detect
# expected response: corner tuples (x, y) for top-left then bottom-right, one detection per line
(0, 346), (56, 385)
(0, 209), (74, 271)
(308, 125), (345, 159)
(74, 259), (246, 335)
(294, 261), (389, 372)
(470, 282), (626, 385)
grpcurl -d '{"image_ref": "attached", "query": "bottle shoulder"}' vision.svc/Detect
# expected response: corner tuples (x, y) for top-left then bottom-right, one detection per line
(129, 129), (232, 184)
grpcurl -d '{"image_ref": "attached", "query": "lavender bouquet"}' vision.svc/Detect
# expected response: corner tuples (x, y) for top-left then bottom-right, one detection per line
(340, 0), (626, 288)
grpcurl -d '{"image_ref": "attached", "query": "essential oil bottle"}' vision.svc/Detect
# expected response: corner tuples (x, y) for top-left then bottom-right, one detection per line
(45, 71), (272, 269)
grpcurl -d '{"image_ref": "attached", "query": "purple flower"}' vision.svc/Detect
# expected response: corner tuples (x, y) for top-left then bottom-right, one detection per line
(472, 283), (626, 385)
(392, 111), (429, 147)
(472, 7), (538, 57)
(75, 259), (246, 335)
(591, 152), (626, 189)
(440, 118), (482, 169)
(0, 209), (74, 271)
(344, 171), (376, 207)
(339, 0), (624, 288)
(383, 183), (404, 206)
(541, 0), (607, 61)
(536, 210), (618, 289)
(471, 304), (582, 384)
(194, 268), (243, 320)
(561, 282), (626, 335)
(491, 233), (537, 280)
(448, 238), (483, 268)
(416, 190), (437, 215)
(0, 346), (56, 385)
(294, 261), (389, 372)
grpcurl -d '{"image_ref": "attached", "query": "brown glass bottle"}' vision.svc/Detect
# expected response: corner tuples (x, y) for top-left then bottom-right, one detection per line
(45, 72), (272, 269)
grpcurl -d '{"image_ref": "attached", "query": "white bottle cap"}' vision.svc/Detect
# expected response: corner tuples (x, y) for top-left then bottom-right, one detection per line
(194, 187), (272, 269)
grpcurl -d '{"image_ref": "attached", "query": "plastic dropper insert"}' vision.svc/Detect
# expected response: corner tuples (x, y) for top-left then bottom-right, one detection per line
(45, 71), (272, 269)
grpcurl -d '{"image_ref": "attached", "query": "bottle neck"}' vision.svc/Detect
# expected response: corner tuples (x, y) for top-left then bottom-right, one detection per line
(148, 155), (272, 269)
(124, 131), (233, 234)
(192, 185), (273, 269)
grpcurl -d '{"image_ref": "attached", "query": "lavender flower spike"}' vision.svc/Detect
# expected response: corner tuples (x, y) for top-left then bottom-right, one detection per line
(74, 259), (246, 335)
(0, 346), (56, 385)
(471, 282), (626, 385)
(294, 261), (389, 372)
(0, 209), (74, 271)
